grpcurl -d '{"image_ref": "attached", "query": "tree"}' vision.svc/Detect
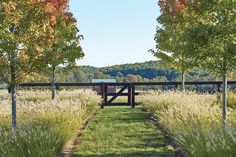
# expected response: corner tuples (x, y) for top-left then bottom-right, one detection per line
(42, 10), (84, 100)
(151, 0), (193, 91)
(74, 70), (87, 82)
(0, 0), (59, 129)
(151, 76), (168, 82)
(185, 0), (236, 128)
(125, 74), (139, 83)
(116, 72), (123, 78)
(94, 72), (110, 79)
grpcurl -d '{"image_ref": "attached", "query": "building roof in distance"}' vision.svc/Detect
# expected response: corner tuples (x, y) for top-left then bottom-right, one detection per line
(92, 79), (116, 83)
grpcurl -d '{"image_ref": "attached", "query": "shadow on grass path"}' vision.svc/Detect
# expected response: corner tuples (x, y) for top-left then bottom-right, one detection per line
(72, 106), (174, 157)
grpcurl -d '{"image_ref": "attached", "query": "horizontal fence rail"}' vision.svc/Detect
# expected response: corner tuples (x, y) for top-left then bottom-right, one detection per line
(16, 81), (236, 108)
(134, 81), (236, 86)
(19, 81), (236, 87)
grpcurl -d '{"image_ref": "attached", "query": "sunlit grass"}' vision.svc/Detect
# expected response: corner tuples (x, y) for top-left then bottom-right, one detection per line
(72, 106), (174, 157)
(0, 89), (101, 157)
(140, 91), (236, 157)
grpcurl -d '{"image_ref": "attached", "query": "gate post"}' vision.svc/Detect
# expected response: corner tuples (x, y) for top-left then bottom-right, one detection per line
(217, 83), (221, 93)
(131, 83), (135, 108)
(216, 82), (221, 102)
(56, 83), (60, 91)
(175, 84), (178, 90)
(104, 84), (107, 104)
(101, 83), (105, 109)
(128, 83), (131, 106)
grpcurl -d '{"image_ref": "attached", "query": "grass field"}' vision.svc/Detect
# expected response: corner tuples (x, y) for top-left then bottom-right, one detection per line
(72, 106), (174, 157)
(2, 89), (236, 157)
(141, 91), (236, 157)
(0, 90), (101, 157)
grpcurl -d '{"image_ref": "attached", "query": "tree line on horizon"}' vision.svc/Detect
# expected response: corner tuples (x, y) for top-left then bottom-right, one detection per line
(26, 60), (236, 91)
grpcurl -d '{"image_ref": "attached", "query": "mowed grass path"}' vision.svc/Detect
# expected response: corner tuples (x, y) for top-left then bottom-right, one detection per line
(72, 106), (174, 157)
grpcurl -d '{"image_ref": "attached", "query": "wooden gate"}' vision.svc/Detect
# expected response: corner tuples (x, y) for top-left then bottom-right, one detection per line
(100, 83), (132, 108)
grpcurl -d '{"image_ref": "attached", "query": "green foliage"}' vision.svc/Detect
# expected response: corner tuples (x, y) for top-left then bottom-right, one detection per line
(0, 0), (53, 85)
(43, 12), (84, 71)
(154, 0), (236, 127)
(54, 61), (221, 85)
(0, 0), (67, 129)
(185, 0), (236, 75)
(152, 21), (193, 74)
(184, 0), (236, 127)
(152, 0), (197, 91)
(93, 72), (111, 79)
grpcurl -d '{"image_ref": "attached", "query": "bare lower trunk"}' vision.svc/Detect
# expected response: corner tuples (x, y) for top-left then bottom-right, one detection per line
(10, 62), (17, 129)
(52, 66), (56, 100)
(222, 72), (227, 129)
(11, 85), (16, 129)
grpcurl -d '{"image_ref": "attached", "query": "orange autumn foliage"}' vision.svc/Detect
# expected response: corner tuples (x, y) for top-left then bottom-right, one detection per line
(159, 0), (187, 15)
(44, 0), (69, 25)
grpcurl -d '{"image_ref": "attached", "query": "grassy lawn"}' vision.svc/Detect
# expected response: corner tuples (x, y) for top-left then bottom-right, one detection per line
(72, 106), (174, 157)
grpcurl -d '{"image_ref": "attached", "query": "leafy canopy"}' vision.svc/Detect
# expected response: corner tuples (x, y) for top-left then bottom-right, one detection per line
(152, 0), (194, 73)
(0, 0), (70, 84)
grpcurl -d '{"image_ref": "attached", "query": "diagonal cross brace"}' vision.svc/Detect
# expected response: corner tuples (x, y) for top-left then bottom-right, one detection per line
(106, 85), (128, 105)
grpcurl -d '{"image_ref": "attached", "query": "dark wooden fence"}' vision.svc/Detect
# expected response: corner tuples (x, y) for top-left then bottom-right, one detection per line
(18, 81), (236, 108)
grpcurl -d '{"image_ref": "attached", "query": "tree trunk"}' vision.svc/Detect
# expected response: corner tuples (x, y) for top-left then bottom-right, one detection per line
(10, 62), (17, 129)
(222, 71), (227, 129)
(11, 85), (16, 129)
(52, 66), (56, 100)
(181, 70), (186, 92)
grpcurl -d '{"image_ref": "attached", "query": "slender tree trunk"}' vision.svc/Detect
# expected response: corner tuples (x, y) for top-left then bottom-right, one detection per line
(10, 62), (16, 129)
(52, 66), (56, 100)
(11, 85), (16, 129)
(222, 71), (227, 129)
(181, 70), (186, 92)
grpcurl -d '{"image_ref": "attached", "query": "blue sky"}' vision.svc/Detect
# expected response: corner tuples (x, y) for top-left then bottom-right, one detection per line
(69, 0), (160, 67)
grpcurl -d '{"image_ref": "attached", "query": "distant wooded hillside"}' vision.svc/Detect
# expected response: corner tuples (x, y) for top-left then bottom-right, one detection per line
(55, 61), (217, 83)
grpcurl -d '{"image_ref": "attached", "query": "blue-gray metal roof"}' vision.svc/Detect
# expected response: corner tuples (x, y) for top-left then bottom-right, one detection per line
(92, 79), (116, 83)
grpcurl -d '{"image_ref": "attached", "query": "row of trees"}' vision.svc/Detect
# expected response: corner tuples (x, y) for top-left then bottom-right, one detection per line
(0, 0), (84, 129)
(58, 60), (217, 83)
(152, 0), (236, 128)
(54, 65), (215, 83)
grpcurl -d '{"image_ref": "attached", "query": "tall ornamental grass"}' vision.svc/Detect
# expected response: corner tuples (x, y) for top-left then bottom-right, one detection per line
(0, 89), (101, 157)
(141, 91), (236, 157)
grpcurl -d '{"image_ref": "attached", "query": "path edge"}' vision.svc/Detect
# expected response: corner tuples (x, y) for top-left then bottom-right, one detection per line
(142, 108), (188, 157)
(57, 112), (97, 157)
